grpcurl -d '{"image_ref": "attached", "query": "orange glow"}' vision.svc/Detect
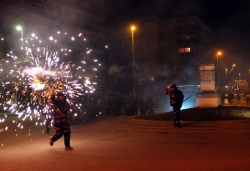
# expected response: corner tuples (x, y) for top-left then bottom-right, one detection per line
(131, 26), (136, 31)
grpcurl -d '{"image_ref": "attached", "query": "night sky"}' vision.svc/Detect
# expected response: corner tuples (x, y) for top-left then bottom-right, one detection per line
(106, 0), (250, 77)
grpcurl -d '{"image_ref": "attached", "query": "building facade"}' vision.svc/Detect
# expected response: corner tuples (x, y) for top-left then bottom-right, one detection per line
(107, 16), (211, 95)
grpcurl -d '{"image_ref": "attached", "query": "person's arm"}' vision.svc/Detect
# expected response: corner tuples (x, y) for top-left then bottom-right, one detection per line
(164, 86), (171, 94)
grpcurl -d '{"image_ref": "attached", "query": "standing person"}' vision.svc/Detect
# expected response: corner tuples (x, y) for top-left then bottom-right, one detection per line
(128, 94), (137, 115)
(96, 98), (103, 116)
(104, 96), (112, 116)
(148, 96), (154, 114)
(45, 113), (52, 133)
(49, 91), (73, 150)
(236, 93), (240, 102)
(164, 84), (184, 128)
(87, 96), (97, 119)
(245, 94), (250, 106)
(138, 96), (145, 115)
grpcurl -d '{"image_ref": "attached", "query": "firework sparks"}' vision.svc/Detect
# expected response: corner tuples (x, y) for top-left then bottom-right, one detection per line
(0, 30), (100, 128)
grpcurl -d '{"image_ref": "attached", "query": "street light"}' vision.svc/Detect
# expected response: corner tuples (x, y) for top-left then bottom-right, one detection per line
(216, 52), (221, 88)
(225, 68), (228, 78)
(131, 25), (136, 97)
(238, 73), (241, 89)
(232, 64), (236, 85)
(16, 25), (23, 47)
(227, 64), (236, 85)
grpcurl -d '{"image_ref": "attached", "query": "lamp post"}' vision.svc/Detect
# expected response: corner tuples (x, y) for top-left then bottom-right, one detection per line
(16, 25), (25, 65)
(225, 68), (228, 78)
(238, 73), (241, 89)
(232, 64), (236, 85)
(131, 25), (135, 97)
(16, 25), (23, 47)
(216, 52), (221, 88)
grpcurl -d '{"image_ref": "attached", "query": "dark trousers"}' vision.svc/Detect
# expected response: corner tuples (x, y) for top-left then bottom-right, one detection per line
(45, 118), (52, 133)
(149, 106), (154, 114)
(51, 121), (71, 147)
(173, 105), (181, 126)
(246, 99), (250, 106)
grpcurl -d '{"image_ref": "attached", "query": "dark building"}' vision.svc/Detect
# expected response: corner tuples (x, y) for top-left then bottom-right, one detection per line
(0, 0), (107, 92)
(107, 16), (211, 96)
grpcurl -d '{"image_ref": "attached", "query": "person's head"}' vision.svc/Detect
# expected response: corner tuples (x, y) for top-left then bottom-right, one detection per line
(170, 84), (177, 91)
(57, 92), (65, 101)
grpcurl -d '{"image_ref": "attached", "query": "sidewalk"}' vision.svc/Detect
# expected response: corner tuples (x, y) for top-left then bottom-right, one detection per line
(222, 98), (248, 107)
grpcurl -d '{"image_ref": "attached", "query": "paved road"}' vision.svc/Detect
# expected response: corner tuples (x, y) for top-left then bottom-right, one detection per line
(0, 114), (250, 171)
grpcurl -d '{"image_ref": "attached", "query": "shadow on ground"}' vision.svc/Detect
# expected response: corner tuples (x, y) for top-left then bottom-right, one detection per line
(134, 106), (250, 121)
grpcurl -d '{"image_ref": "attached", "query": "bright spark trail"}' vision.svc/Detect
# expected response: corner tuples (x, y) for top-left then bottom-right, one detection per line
(0, 31), (101, 131)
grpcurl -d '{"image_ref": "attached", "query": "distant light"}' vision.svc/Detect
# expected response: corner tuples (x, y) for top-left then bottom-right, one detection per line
(16, 26), (22, 31)
(86, 49), (92, 54)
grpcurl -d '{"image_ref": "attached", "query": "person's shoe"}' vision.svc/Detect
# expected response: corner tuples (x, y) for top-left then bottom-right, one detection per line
(175, 125), (181, 128)
(49, 136), (54, 146)
(65, 146), (73, 150)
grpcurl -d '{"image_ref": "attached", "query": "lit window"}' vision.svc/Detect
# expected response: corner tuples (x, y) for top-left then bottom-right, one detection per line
(185, 48), (190, 52)
(179, 48), (185, 53)
(179, 47), (191, 53)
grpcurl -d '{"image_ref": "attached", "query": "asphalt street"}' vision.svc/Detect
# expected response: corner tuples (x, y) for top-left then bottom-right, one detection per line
(0, 110), (250, 171)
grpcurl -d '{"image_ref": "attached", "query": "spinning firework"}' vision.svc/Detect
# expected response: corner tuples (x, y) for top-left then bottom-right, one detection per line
(0, 31), (100, 125)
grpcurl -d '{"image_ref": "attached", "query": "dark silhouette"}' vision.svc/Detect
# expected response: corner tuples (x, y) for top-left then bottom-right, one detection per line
(164, 84), (184, 128)
(49, 91), (73, 150)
